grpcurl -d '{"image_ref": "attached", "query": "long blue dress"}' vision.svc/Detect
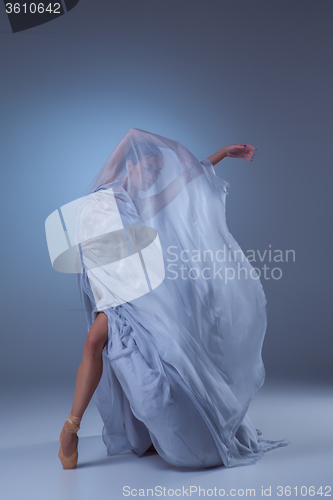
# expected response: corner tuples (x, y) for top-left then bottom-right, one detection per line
(77, 155), (289, 469)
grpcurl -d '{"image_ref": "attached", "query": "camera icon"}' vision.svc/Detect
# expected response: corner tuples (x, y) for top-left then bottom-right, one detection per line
(45, 187), (165, 309)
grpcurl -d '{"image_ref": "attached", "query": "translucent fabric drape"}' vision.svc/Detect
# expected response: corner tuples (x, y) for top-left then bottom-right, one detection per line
(76, 128), (289, 468)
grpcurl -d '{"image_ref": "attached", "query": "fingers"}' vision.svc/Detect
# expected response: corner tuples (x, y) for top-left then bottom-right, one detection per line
(240, 151), (254, 161)
(241, 144), (256, 161)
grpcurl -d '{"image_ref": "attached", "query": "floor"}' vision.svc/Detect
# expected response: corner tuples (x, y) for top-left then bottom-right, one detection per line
(1, 380), (332, 500)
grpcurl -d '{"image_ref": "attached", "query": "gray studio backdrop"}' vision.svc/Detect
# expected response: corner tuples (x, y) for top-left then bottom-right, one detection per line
(0, 0), (332, 388)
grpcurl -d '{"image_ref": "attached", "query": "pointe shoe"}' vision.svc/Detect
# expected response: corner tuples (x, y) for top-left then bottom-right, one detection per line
(58, 412), (81, 469)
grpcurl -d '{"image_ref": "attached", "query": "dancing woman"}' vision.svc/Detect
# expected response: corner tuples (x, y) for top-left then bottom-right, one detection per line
(57, 128), (288, 469)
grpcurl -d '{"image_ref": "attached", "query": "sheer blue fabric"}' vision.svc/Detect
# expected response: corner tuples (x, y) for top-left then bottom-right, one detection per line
(77, 128), (289, 469)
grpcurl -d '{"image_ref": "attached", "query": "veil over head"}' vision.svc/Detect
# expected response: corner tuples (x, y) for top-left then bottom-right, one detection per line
(76, 128), (289, 468)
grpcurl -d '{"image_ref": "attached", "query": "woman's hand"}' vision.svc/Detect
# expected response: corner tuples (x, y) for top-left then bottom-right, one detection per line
(208, 143), (256, 166)
(224, 143), (256, 161)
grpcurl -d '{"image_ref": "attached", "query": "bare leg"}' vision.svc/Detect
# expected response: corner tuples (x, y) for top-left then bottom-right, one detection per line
(61, 312), (108, 457)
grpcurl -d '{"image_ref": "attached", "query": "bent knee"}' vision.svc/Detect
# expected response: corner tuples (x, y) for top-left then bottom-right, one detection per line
(83, 337), (106, 357)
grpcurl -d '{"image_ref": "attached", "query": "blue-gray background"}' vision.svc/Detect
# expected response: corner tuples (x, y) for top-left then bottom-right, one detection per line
(1, 0), (332, 388)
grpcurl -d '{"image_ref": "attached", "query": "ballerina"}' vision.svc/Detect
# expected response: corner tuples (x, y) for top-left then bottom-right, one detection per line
(57, 128), (289, 469)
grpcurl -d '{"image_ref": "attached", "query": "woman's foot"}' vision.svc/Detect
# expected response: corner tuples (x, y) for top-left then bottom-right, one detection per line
(60, 428), (78, 457)
(58, 413), (81, 469)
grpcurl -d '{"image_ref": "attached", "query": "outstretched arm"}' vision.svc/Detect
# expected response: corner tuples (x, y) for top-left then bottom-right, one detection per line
(135, 138), (257, 222)
(130, 130), (256, 167)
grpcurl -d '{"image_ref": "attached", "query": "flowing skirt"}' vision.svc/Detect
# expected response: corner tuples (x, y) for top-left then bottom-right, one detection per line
(78, 273), (289, 469)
